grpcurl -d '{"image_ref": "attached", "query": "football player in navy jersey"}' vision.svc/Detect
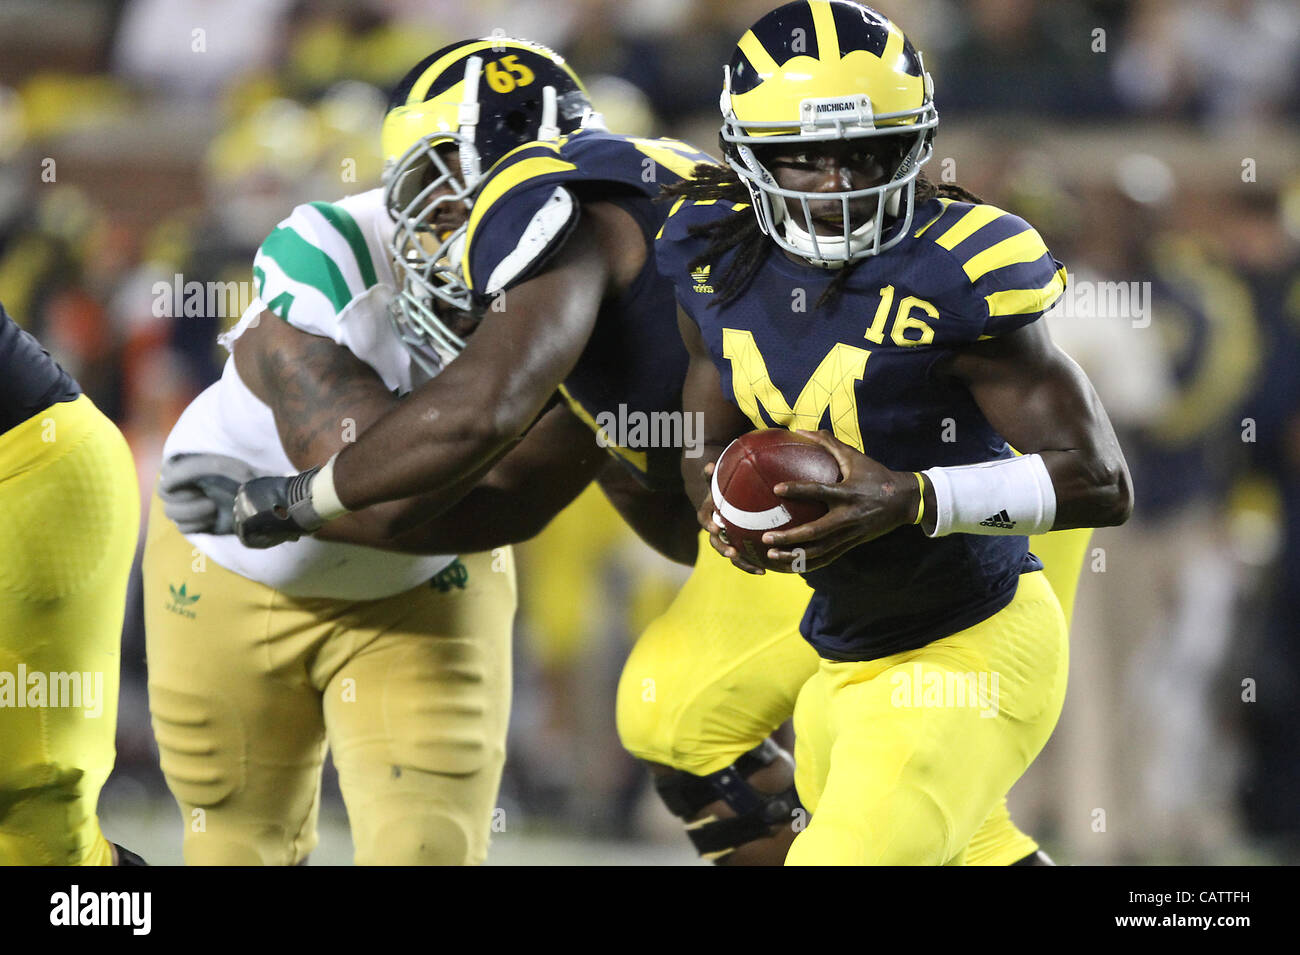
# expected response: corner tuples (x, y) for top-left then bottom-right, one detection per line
(194, 29), (1087, 865)
(657, 0), (1131, 863)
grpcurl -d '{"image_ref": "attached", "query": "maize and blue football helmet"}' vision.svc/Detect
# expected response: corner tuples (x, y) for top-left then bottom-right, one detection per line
(720, 1), (938, 266)
(381, 37), (598, 371)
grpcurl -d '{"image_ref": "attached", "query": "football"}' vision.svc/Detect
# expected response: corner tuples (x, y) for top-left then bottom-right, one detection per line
(711, 429), (842, 566)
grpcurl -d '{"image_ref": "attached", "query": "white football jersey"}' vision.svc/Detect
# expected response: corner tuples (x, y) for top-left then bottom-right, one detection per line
(163, 188), (457, 599)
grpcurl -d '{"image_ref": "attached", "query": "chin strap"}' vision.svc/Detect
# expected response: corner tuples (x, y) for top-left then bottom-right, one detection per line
(773, 184), (907, 268)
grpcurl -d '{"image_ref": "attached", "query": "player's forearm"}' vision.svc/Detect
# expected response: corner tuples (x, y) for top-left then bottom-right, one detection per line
(318, 401), (605, 552)
(598, 460), (700, 566)
(330, 234), (608, 512)
(313, 451), (510, 550)
(911, 444), (1132, 538)
(330, 382), (526, 510)
(1036, 446), (1133, 529)
(684, 442), (727, 510)
(677, 306), (750, 512)
(375, 480), (582, 554)
(943, 321), (1134, 535)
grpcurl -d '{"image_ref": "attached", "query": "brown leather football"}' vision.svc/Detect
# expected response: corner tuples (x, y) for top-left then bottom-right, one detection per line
(711, 429), (841, 567)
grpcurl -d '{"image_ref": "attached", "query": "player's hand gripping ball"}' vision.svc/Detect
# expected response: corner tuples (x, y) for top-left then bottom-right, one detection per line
(711, 430), (841, 568)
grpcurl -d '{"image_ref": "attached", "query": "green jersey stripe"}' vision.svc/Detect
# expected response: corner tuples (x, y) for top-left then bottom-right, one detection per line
(310, 201), (378, 289)
(260, 227), (351, 313)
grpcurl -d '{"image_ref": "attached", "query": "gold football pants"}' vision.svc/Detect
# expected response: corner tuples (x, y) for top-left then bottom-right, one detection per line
(143, 494), (515, 865)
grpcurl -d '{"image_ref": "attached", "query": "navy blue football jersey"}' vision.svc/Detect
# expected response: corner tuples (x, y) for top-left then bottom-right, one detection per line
(0, 302), (80, 436)
(657, 195), (1068, 661)
(460, 129), (715, 491)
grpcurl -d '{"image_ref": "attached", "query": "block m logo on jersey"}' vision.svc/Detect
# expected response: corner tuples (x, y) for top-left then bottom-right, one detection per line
(722, 329), (867, 451)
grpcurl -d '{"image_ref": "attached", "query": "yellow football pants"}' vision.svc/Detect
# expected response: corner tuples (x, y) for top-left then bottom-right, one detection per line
(143, 494), (515, 865)
(0, 395), (139, 866)
(788, 570), (1068, 865)
(617, 529), (1089, 865)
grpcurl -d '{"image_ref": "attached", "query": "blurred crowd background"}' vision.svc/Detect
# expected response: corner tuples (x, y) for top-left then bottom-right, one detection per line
(2, 0), (1298, 864)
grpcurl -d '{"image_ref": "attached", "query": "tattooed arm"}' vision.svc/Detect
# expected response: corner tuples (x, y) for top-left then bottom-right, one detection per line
(232, 311), (397, 469)
(230, 311), (603, 552)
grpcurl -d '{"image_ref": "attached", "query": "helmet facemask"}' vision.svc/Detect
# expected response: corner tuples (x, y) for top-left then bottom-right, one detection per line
(384, 136), (476, 377)
(382, 54), (494, 376)
(720, 62), (937, 268)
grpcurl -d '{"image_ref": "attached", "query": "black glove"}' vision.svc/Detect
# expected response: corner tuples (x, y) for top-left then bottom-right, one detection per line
(158, 453), (264, 534)
(233, 468), (327, 548)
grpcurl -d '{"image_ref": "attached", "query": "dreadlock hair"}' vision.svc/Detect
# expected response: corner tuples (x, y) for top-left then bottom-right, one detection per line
(659, 161), (984, 309)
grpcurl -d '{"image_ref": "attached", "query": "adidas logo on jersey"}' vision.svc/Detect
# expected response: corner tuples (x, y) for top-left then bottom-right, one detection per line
(979, 509), (1016, 529)
(691, 265), (714, 294)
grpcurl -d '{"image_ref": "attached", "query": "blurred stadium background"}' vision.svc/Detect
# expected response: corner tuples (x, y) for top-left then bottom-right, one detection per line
(2, 0), (1298, 865)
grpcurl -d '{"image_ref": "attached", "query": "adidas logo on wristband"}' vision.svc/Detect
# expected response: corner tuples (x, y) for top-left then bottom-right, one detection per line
(979, 509), (1016, 529)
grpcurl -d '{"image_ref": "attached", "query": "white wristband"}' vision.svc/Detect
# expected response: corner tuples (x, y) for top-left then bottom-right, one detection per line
(310, 452), (351, 522)
(922, 454), (1056, 537)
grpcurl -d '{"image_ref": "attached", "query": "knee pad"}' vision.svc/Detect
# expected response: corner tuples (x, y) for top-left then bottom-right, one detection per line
(354, 810), (475, 866)
(653, 739), (802, 862)
(183, 835), (275, 866)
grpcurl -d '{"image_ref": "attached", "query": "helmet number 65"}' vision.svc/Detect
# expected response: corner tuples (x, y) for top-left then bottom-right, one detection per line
(485, 55), (536, 93)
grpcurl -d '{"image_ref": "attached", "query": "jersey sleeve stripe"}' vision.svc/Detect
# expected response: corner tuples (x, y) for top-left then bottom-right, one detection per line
(934, 203), (1003, 250)
(277, 205), (367, 302)
(656, 197), (688, 239)
(961, 228), (1051, 283)
(911, 198), (953, 237)
(984, 265), (1068, 318)
(251, 251), (339, 327)
(627, 137), (711, 180)
(484, 186), (578, 294)
(310, 202), (378, 289)
(259, 227), (352, 313)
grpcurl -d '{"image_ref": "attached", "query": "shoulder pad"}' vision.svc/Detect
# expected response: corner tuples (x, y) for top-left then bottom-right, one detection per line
(918, 201), (1067, 339)
(653, 198), (751, 303)
(252, 200), (380, 333)
(462, 141), (582, 301)
(560, 130), (715, 192)
(655, 196), (750, 242)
